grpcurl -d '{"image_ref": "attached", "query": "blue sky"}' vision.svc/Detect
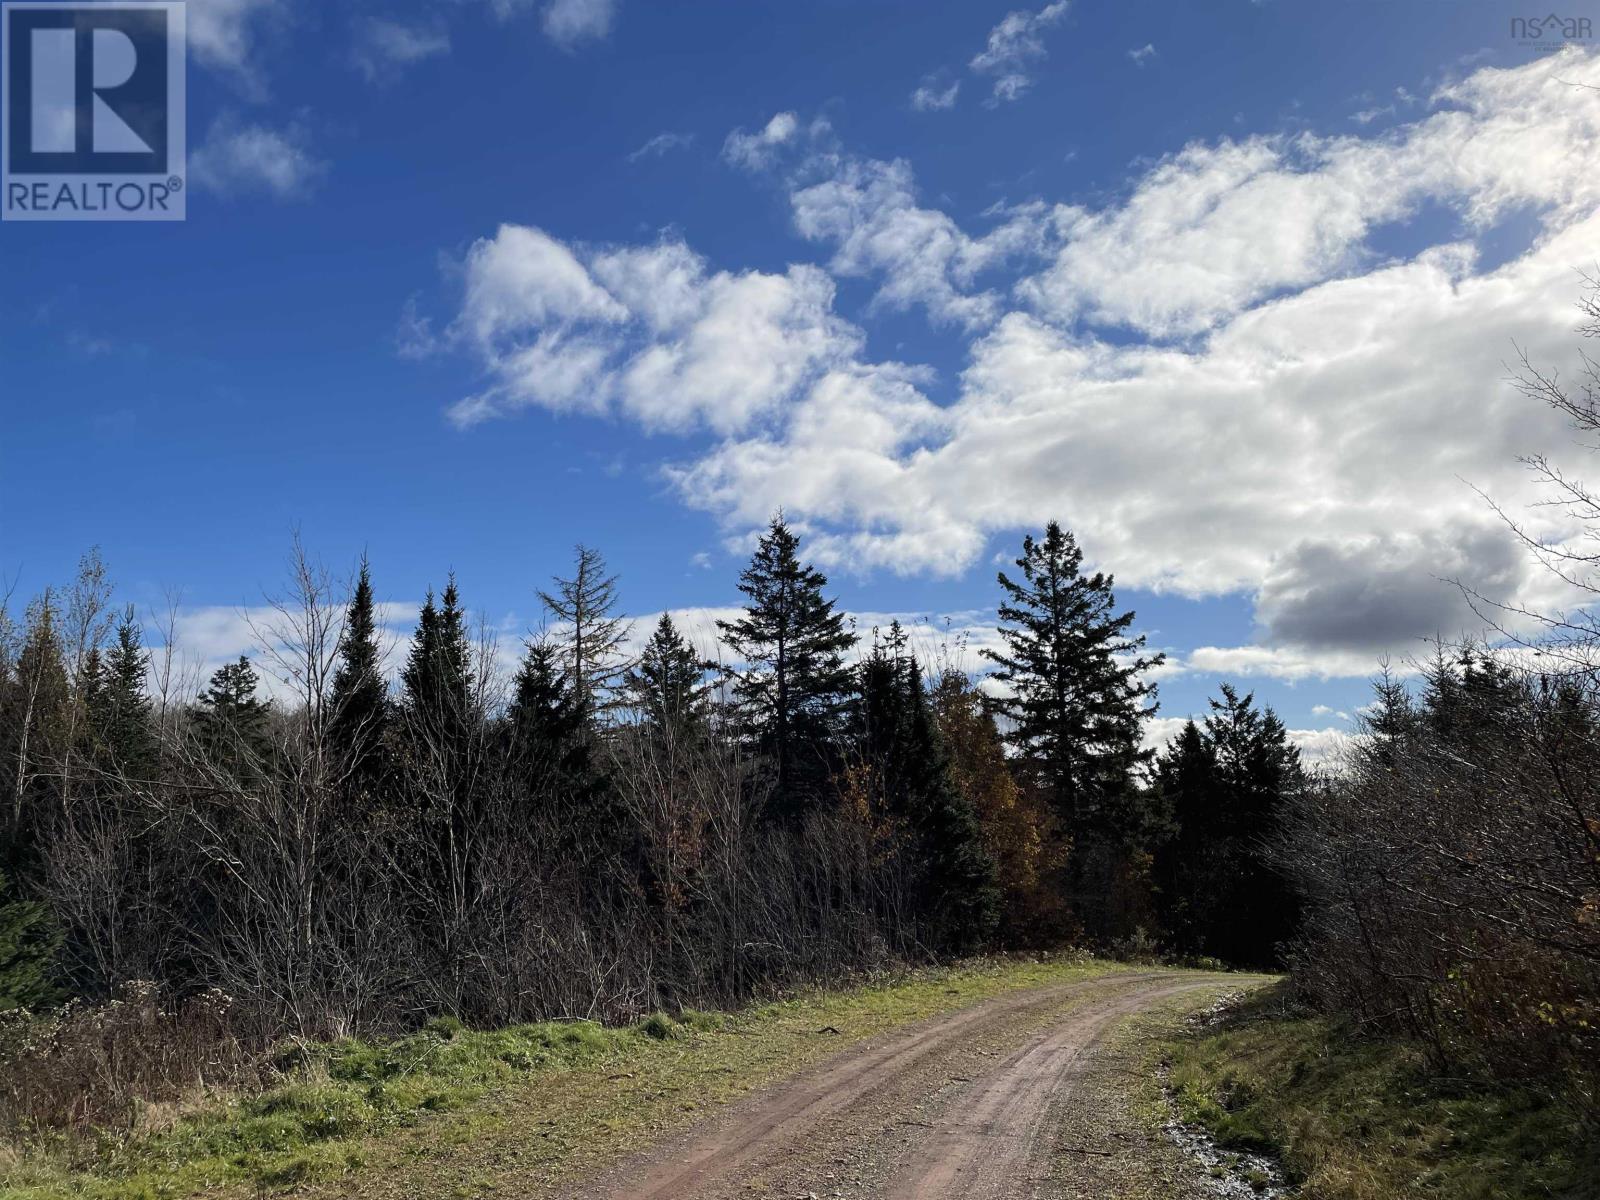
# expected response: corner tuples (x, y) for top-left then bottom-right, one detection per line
(4, 0), (1600, 760)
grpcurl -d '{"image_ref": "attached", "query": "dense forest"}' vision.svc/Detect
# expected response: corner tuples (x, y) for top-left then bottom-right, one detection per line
(0, 295), (1597, 1141)
(1, 515), (1269, 1038)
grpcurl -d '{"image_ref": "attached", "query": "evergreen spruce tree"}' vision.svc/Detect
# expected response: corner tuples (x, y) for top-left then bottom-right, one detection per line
(626, 614), (710, 739)
(983, 522), (1164, 941)
(329, 560), (389, 793)
(94, 610), (157, 778)
(400, 577), (475, 740)
(1151, 719), (1219, 954)
(1153, 686), (1303, 965)
(854, 625), (999, 951)
(77, 647), (107, 755)
(0, 870), (59, 1010)
(505, 637), (611, 846)
(718, 516), (854, 820)
(194, 656), (272, 776)
(539, 545), (630, 719)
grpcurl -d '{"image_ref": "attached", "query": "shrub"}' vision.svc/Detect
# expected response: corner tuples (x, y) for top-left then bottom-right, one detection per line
(0, 981), (257, 1134)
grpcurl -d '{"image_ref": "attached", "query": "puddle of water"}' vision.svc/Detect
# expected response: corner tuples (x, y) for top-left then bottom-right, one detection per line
(1159, 990), (1292, 1198)
(1160, 1111), (1290, 1199)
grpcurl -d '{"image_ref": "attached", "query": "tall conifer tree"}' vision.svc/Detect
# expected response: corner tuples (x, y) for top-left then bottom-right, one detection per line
(626, 614), (709, 739)
(718, 516), (853, 819)
(194, 656), (272, 778)
(505, 637), (612, 848)
(1153, 686), (1303, 965)
(99, 611), (156, 777)
(854, 625), (998, 951)
(329, 559), (389, 792)
(539, 546), (630, 720)
(983, 522), (1164, 941)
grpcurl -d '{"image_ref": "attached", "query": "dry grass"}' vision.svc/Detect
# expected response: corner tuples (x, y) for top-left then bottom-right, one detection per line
(1163, 985), (1597, 1200)
(0, 954), (1129, 1200)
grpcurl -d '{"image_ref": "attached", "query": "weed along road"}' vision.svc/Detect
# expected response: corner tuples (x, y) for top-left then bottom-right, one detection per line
(580, 970), (1243, 1200)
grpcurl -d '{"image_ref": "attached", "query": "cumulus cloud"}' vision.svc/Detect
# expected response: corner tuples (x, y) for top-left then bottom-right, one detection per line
(427, 51), (1600, 679)
(433, 226), (869, 433)
(724, 117), (1056, 329)
(969, 2), (1069, 104)
(1253, 524), (1527, 654)
(1018, 56), (1600, 337)
(1128, 43), (1156, 67)
(789, 156), (1056, 329)
(191, 115), (324, 199)
(1288, 726), (1357, 770)
(352, 18), (449, 84)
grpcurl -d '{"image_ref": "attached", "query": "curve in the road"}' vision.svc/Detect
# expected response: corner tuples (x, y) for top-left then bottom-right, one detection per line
(583, 970), (1222, 1200)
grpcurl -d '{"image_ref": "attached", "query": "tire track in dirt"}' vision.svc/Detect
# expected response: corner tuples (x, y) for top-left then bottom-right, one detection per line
(582, 970), (1207, 1200)
(880, 977), (1219, 1199)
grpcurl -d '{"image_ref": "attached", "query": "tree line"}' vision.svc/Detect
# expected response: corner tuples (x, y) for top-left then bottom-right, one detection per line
(0, 516), (1304, 1037)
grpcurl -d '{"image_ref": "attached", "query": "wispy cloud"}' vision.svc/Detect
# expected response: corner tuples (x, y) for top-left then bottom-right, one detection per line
(542, 0), (617, 49)
(969, 2), (1069, 104)
(191, 115), (324, 200)
(1127, 43), (1156, 67)
(628, 131), (695, 162)
(722, 112), (801, 170)
(187, 0), (286, 94)
(911, 75), (961, 111)
(352, 18), (450, 84)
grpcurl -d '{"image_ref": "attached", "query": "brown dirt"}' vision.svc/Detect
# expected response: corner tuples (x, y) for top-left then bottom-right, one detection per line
(579, 971), (1236, 1200)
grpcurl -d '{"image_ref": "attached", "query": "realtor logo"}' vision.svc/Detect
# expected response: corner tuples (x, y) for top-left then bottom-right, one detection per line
(3, 1), (185, 220)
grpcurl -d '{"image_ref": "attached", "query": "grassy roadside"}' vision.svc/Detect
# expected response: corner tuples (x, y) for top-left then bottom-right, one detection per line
(1161, 985), (1597, 1200)
(0, 955), (1138, 1200)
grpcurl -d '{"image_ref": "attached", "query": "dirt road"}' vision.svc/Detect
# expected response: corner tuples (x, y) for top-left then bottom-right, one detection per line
(579, 970), (1232, 1200)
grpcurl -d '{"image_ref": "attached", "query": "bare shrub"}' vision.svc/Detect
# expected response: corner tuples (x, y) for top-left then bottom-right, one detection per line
(0, 982), (257, 1134)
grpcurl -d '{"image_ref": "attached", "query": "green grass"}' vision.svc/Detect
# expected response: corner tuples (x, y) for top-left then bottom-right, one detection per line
(1163, 985), (1597, 1200)
(0, 954), (1128, 1200)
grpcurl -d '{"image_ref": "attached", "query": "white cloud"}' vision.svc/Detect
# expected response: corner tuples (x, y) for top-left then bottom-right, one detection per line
(437, 227), (866, 434)
(673, 53), (1600, 662)
(1185, 645), (1385, 683)
(476, 0), (616, 47)
(429, 51), (1600, 680)
(723, 112), (801, 171)
(1289, 726), (1357, 770)
(969, 2), (1069, 104)
(1146, 711), (1353, 769)
(187, 0), (283, 83)
(1128, 43), (1156, 67)
(628, 131), (695, 162)
(157, 601), (420, 704)
(352, 18), (449, 84)
(190, 116), (324, 199)
(541, 0), (616, 47)
(1019, 54), (1600, 337)
(789, 156), (1055, 329)
(911, 77), (961, 111)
